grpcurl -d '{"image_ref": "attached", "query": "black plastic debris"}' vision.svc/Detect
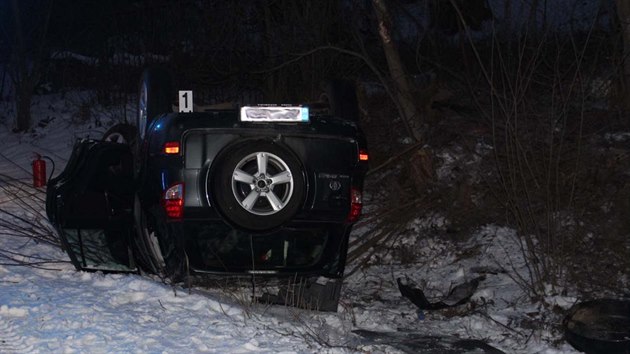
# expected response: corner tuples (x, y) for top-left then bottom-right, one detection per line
(564, 299), (630, 354)
(397, 276), (485, 310)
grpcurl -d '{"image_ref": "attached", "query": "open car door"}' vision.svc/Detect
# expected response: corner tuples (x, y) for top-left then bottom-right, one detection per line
(46, 139), (137, 272)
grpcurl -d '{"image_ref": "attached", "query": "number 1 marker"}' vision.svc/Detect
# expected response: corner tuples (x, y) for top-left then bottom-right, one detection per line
(179, 91), (193, 112)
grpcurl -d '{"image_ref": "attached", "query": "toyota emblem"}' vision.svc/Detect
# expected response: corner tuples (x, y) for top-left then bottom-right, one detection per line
(329, 180), (342, 191)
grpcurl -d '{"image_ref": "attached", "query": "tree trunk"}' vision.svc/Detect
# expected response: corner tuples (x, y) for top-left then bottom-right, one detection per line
(15, 85), (32, 132)
(503, 0), (511, 32)
(372, 0), (423, 143)
(262, 0), (278, 101)
(9, 0), (52, 132)
(0, 65), (7, 101)
(528, 0), (539, 29)
(10, 0), (30, 131)
(617, 0), (630, 110)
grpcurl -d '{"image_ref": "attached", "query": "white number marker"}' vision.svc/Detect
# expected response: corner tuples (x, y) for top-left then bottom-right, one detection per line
(179, 90), (193, 112)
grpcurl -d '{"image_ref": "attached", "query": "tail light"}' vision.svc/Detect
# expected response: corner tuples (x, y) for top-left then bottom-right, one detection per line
(164, 141), (180, 154)
(359, 148), (369, 162)
(346, 187), (363, 223)
(163, 183), (184, 219)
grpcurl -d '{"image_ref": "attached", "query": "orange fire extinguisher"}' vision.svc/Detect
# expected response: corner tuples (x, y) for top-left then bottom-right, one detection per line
(32, 154), (47, 188)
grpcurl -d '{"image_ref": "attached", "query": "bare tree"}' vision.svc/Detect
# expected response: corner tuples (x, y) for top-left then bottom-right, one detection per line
(7, 0), (53, 132)
(372, 0), (423, 142)
(617, 0), (630, 109)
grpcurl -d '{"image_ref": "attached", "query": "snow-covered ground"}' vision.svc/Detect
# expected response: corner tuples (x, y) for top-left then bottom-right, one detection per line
(0, 93), (583, 353)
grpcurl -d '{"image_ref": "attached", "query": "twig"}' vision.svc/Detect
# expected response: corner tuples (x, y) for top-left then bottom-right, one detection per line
(366, 140), (425, 177)
(474, 310), (524, 336)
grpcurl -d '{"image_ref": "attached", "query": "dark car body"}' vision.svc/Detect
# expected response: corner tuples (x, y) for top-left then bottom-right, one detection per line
(47, 109), (367, 288)
(46, 66), (367, 310)
(136, 111), (368, 277)
(46, 140), (136, 272)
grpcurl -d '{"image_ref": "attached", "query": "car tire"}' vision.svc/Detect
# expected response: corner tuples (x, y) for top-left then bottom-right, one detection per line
(133, 195), (188, 280)
(133, 195), (166, 275)
(137, 67), (173, 140)
(324, 79), (359, 122)
(211, 141), (305, 231)
(103, 123), (137, 145)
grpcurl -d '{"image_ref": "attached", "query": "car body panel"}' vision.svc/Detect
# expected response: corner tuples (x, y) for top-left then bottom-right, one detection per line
(46, 140), (136, 272)
(47, 109), (367, 278)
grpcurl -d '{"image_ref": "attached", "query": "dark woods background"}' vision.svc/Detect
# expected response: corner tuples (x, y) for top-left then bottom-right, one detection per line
(0, 0), (505, 129)
(3, 1), (362, 120)
(2, 0), (630, 298)
(0, 0), (622, 128)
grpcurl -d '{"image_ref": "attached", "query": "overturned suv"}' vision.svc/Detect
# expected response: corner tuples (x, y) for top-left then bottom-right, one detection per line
(46, 69), (368, 311)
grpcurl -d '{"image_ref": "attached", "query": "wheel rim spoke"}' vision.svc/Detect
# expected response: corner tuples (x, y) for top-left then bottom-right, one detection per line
(231, 151), (295, 216)
(265, 190), (283, 211)
(241, 189), (260, 210)
(233, 169), (255, 184)
(256, 152), (268, 175)
(269, 171), (292, 185)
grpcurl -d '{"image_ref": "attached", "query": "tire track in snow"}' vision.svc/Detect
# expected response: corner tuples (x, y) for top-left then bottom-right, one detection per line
(0, 317), (33, 354)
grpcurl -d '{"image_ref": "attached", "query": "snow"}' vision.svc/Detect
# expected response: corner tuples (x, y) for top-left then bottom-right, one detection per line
(0, 93), (584, 353)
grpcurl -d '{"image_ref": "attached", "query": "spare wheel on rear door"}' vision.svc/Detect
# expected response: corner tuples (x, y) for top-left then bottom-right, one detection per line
(210, 141), (305, 231)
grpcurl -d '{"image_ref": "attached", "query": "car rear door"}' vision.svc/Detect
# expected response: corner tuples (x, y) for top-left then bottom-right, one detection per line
(46, 140), (137, 272)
